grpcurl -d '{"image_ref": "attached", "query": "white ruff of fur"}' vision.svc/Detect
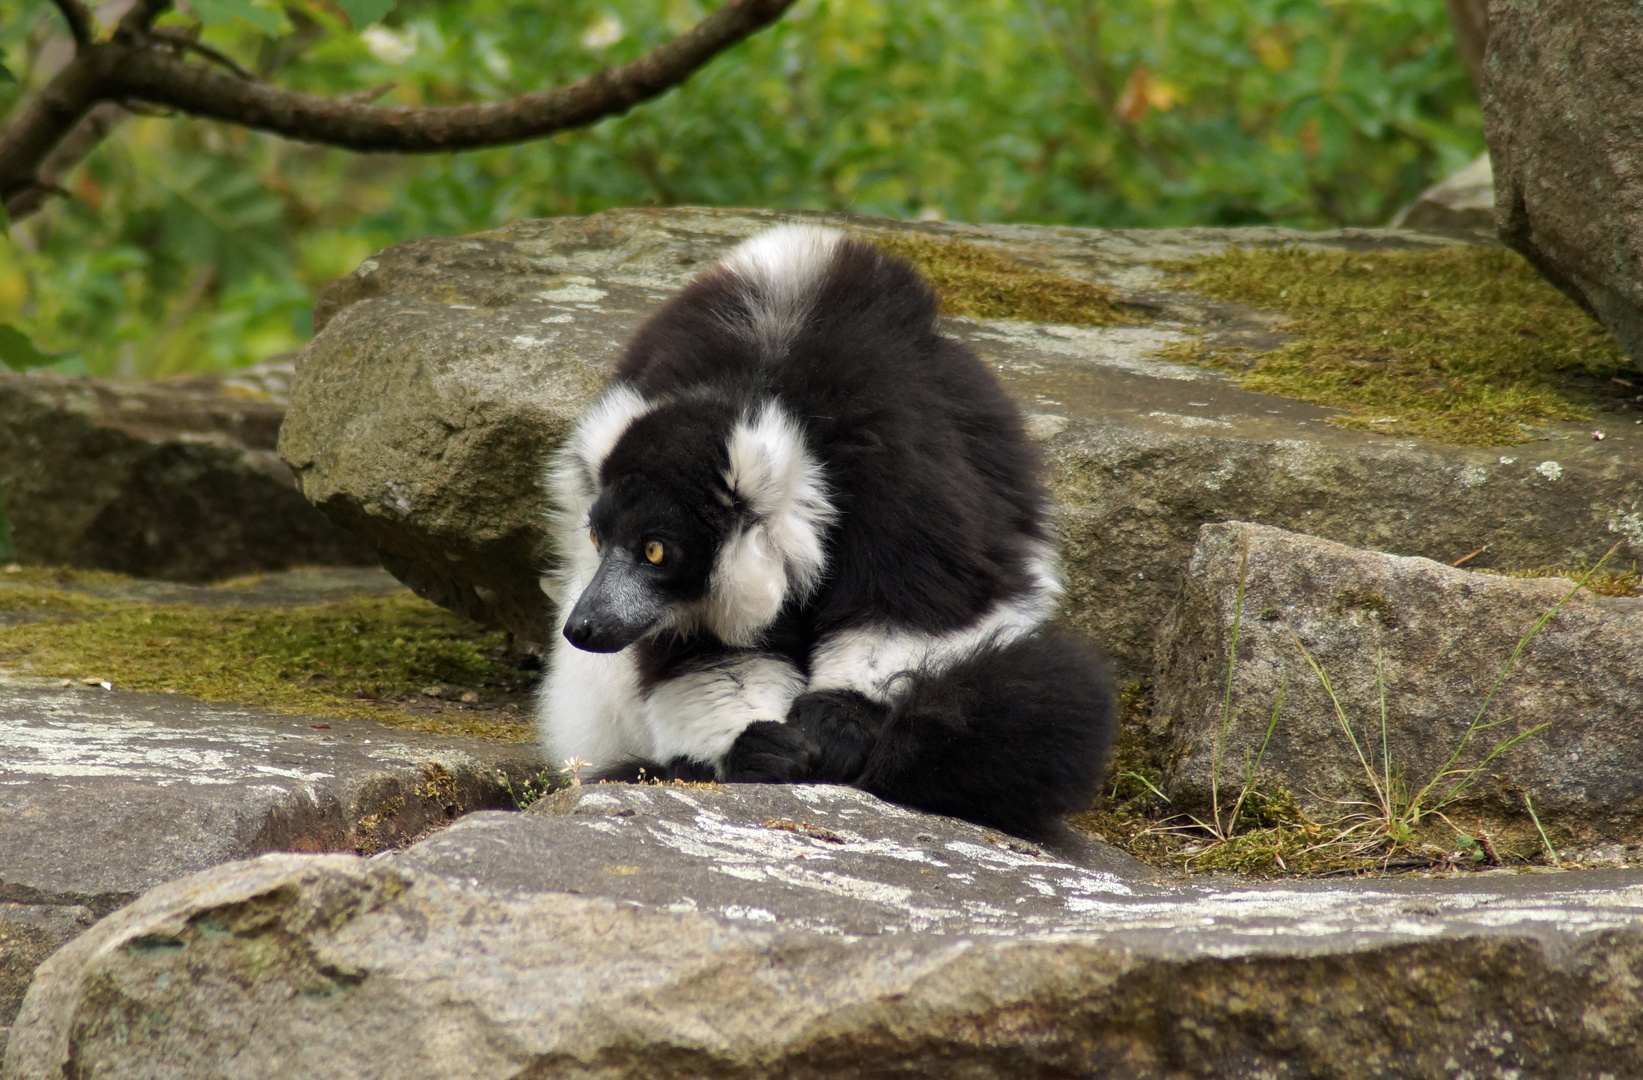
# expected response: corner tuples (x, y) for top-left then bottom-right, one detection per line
(690, 399), (835, 646)
(722, 224), (844, 361)
(538, 384), (652, 606)
(806, 540), (1064, 703)
(644, 653), (807, 769)
(536, 384), (653, 767)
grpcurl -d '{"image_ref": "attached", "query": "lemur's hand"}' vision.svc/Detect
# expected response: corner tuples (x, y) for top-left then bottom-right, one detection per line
(723, 720), (820, 782)
(786, 690), (891, 783)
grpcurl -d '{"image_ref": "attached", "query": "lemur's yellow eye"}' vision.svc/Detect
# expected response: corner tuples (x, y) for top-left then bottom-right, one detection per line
(644, 540), (666, 565)
(589, 530), (600, 551)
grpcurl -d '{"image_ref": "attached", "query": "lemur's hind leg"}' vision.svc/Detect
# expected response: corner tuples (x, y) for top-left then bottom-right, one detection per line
(855, 632), (1115, 838)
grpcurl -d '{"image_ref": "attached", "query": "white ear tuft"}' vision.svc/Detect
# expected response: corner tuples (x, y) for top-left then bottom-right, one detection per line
(702, 400), (834, 645)
(544, 383), (652, 601)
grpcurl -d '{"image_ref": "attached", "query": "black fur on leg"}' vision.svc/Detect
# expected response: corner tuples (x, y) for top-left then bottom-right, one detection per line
(591, 756), (719, 784)
(855, 631), (1116, 839)
(723, 720), (821, 781)
(786, 689), (891, 783)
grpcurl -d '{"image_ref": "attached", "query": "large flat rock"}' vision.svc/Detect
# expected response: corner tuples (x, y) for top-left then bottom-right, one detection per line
(0, 362), (376, 581)
(1154, 522), (1643, 847)
(8, 782), (1643, 1078)
(0, 678), (544, 1045)
(280, 208), (1643, 680)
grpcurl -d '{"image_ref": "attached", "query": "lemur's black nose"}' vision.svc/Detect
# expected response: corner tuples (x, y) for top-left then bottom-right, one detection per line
(563, 617), (595, 649)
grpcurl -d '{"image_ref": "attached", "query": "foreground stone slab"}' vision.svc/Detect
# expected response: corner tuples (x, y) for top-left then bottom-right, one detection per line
(8, 783), (1643, 1079)
(280, 207), (1643, 679)
(0, 362), (376, 580)
(1155, 522), (1643, 846)
(1486, 0), (1643, 371)
(0, 680), (544, 1043)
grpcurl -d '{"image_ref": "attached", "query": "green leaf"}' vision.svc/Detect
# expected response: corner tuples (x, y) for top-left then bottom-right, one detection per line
(0, 56), (15, 85)
(0, 324), (55, 372)
(335, 0), (395, 29)
(186, 0), (283, 36)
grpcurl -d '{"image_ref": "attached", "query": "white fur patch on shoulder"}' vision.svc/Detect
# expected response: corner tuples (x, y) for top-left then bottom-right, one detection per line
(687, 399), (834, 646)
(721, 224), (844, 360)
(543, 383), (652, 601)
(644, 652), (806, 770)
(807, 540), (1063, 702)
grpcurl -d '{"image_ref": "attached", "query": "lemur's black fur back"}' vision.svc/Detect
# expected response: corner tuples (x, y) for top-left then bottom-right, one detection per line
(540, 226), (1114, 838)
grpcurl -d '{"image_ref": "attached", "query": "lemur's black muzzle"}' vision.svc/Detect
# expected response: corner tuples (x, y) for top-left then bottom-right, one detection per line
(563, 549), (668, 653)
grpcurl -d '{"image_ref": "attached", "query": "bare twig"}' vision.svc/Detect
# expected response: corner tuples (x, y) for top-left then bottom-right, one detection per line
(151, 27), (258, 82)
(1451, 544), (1488, 567)
(114, 0), (173, 40)
(52, 0), (97, 49)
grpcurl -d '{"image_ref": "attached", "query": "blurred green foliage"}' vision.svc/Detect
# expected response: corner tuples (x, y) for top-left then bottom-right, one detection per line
(0, 0), (1482, 379)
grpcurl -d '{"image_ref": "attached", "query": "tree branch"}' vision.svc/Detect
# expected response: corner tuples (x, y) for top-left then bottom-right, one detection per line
(115, 0), (173, 40)
(107, 0), (797, 152)
(2, 103), (128, 217)
(51, 0), (96, 49)
(1444, 0), (1489, 99)
(0, 51), (104, 209)
(0, 0), (795, 219)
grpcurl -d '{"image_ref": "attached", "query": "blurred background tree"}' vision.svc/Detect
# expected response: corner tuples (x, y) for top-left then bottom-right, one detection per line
(0, 0), (1483, 380)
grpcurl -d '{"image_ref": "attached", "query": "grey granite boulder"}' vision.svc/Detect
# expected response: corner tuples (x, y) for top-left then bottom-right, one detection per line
(281, 207), (1643, 681)
(1154, 521), (1643, 846)
(1485, 0), (1643, 370)
(1388, 153), (1494, 234)
(8, 782), (1643, 1079)
(0, 677), (544, 1045)
(0, 362), (376, 581)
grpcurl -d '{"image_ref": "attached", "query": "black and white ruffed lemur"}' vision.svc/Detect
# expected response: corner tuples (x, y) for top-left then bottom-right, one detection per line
(537, 224), (1115, 837)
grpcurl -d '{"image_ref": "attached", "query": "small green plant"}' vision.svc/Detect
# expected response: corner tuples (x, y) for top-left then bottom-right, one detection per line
(1202, 542), (1286, 842)
(497, 768), (564, 811)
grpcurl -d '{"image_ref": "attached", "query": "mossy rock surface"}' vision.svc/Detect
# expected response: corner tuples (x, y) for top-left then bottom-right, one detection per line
(284, 207), (1643, 681)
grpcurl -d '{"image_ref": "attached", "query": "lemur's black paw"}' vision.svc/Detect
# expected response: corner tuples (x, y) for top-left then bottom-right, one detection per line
(723, 720), (821, 782)
(787, 690), (891, 783)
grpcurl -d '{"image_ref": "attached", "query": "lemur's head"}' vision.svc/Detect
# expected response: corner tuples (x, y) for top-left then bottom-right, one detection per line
(556, 388), (834, 654)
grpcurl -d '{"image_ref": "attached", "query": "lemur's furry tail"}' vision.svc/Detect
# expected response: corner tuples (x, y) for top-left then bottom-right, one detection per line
(855, 631), (1116, 838)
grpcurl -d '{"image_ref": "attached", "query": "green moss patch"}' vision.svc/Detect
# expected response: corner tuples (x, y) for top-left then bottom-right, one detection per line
(869, 232), (1143, 327)
(1475, 563), (1642, 598)
(0, 580), (535, 741)
(1159, 245), (1631, 446)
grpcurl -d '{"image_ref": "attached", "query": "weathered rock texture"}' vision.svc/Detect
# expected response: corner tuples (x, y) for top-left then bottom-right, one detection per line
(1389, 153), (1494, 234)
(0, 678), (544, 1043)
(1485, 0), (1643, 369)
(283, 208), (1643, 680)
(0, 362), (376, 580)
(8, 783), (1643, 1079)
(1155, 522), (1643, 844)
